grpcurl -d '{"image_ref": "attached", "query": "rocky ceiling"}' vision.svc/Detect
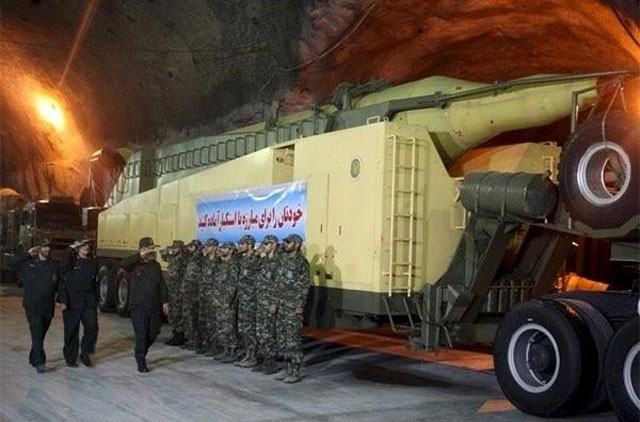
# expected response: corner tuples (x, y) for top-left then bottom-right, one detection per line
(0, 0), (638, 200)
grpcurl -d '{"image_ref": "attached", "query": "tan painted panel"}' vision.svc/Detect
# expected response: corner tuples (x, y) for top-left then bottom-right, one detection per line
(157, 205), (176, 248)
(293, 123), (462, 294)
(99, 146), (294, 254)
(105, 214), (129, 248)
(129, 213), (157, 248)
(99, 121), (559, 297)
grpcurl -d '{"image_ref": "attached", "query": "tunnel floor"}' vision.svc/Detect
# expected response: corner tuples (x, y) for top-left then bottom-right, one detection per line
(0, 285), (616, 422)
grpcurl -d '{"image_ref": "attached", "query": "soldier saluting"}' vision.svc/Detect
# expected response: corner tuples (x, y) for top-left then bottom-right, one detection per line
(10, 238), (61, 373)
(121, 237), (169, 373)
(59, 237), (99, 368)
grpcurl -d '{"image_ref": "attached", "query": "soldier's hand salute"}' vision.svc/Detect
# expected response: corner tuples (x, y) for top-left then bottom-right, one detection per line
(121, 237), (169, 373)
(10, 238), (61, 373)
(60, 237), (99, 368)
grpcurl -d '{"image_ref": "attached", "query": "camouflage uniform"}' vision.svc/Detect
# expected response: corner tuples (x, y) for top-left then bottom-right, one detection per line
(197, 261), (210, 350)
(181, 243), (204, 347)
(275, 235), (310, 381)
(160, 244), (186, 335)
(255, 248), (280, 366)
(237, 243), (260, 358)
(213, 245), (239, 356)
(202, 253), (219, 352)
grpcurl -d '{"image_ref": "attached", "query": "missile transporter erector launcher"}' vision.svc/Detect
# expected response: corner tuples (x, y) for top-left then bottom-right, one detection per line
(96, 70), (639, 420)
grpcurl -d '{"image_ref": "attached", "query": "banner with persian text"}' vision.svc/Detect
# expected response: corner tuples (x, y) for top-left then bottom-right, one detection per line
(196, 181), (307, 244)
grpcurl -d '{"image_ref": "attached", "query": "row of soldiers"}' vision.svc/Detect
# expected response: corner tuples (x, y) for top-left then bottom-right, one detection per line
(160, 233), (310, 383)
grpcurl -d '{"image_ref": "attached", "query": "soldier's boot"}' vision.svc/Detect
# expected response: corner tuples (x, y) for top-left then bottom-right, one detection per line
(180, 341), (192, 350)
(166, 331), (185, 346)
(136, 358), (149, 373)
(212, 346), (227, 360)
(191, 332), (202, 352)
(234, 348), (246, 362)
(205, 344), (221, 357)
(275, 363), (290, 381)
(220, 347), (237, 363)
(251, 356), (264, 372)
(233, 352), (249, 367)
(283, 364), (302, 384)
(262, 357), (278, 375)
(185, 334), (197, 350)
(236, 349), (257, 368)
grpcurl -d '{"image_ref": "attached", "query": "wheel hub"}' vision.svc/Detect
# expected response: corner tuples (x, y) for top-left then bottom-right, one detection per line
(528, 343), (552, 372)
(508, 323), (561, 394)
(576, 141), (631, 207)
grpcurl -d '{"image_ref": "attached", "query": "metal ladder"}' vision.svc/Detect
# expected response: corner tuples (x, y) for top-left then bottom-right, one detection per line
(384, 134), (420, 297)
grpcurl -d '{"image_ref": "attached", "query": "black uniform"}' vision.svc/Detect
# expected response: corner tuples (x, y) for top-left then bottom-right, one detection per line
(10, 253), (61, 367)
(59, 247), (99, 365)
(121, 253), (168, 363)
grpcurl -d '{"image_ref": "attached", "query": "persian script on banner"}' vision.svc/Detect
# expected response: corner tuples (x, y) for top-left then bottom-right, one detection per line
(196, 181), (307, 244)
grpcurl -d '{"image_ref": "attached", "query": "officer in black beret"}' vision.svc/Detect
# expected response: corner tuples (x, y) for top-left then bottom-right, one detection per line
(10, 238), (61, 373)
(121, 237), (169, 373)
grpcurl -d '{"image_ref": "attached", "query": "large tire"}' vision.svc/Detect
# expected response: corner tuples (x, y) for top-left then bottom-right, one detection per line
(115, 270), (131, 317)
(559, 111), (639, 230)
(97, 264), (116, 313)
(604, 316), (640, 422)
(556, 298), (613, 412)
(494, 300), (599, 417)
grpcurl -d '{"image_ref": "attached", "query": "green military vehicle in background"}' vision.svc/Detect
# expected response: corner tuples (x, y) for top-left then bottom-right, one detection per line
(0, 195), (97, 284)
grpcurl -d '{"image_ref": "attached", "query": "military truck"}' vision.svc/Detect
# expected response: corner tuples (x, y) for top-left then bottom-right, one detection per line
(95, 70), (639, 420)
(0, 196), (91, 283)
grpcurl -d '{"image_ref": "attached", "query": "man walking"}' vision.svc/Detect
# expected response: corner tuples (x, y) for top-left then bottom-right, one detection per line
(235, 235), (260, 368)
(160, 240), (186, 346)
(59, 238), (99, 368)
(274, 234), (310, 383)
(212, 241), (239, 363)
(121, 237), (169, 373)
(252, 235), (280, 375)
(10, 238), (61, 373)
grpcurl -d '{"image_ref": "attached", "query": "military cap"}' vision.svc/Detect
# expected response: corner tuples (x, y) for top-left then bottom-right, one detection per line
(283, 234), (303, 244)
(39, 237), (52, 247)
(187, 239), (202, 248)
(205, 238), (219, 247)
(220, 241), (235, 249)
(139, 237), (157, 249)
(238, 235), (256, 246)
(73, 233), (94, 245)
(261, 235), (278, 244)
(171, 240), (185, 249)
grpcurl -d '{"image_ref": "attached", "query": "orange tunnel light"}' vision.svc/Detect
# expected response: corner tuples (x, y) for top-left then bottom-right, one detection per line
(35, 96), (65, 130)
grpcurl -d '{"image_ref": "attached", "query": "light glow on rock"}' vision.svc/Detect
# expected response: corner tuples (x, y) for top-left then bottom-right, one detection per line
(35, 96), (65, 130)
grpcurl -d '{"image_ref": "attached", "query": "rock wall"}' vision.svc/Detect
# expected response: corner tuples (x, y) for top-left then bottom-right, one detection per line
(1, 0), (638, 200)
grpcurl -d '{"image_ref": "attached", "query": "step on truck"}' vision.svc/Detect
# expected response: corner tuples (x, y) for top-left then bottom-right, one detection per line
(95, 70), (639, 421)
